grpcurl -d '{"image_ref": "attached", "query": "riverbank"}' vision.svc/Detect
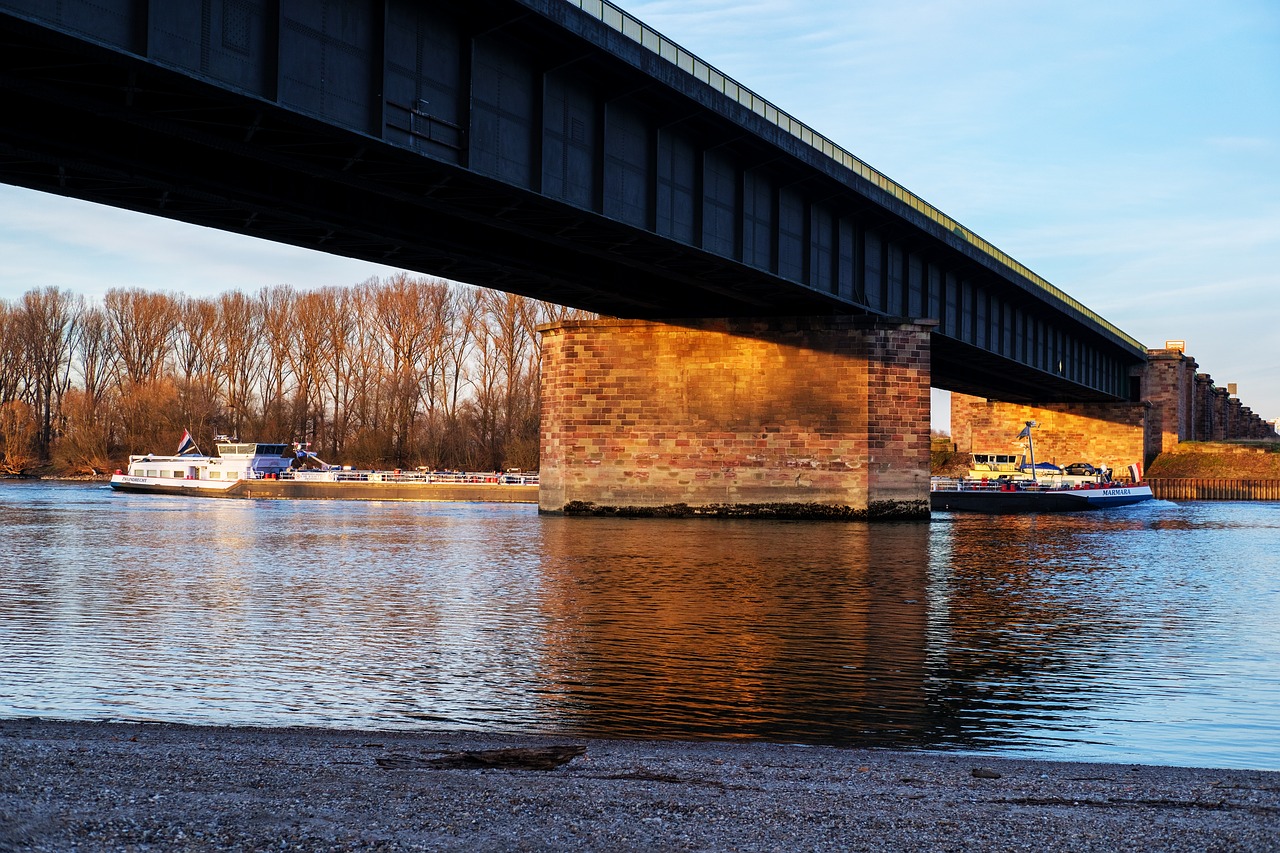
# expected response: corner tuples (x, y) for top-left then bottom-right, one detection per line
(1145, 442), (1280, 500)
(2, 719), (1277, 851)
(1147, 441), (1280, 478)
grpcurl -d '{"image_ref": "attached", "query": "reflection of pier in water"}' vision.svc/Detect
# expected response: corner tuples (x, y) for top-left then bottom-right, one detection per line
(535, 520), (932, 745)
(532, 514), (1167, 751)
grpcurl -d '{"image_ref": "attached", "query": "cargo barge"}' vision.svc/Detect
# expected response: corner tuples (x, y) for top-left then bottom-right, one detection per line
(931, 420), (1152, 513)
(109, 434), (537, 503)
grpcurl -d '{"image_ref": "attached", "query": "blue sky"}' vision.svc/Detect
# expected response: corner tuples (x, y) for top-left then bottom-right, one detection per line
(1, 0), (1277, 429)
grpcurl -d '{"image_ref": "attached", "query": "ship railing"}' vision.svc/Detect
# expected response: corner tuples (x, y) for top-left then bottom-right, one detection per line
(930, 477), (1077, 493)
(273, 469), (539, 485)
(934, 476), (1147, 493)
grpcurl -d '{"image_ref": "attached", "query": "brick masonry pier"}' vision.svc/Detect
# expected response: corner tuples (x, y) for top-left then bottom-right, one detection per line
(538, 317), (933, 519)
(949, 345), (1278, 476)
(949, 394), (1147, 477)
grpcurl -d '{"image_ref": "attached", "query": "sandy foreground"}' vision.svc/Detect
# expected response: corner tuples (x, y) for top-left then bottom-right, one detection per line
(2, 718), (1278, 852)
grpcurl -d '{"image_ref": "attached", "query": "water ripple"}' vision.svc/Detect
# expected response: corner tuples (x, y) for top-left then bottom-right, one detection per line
(1, 482), (1278, 769)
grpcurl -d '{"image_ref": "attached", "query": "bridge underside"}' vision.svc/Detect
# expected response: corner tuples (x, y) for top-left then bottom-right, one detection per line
(0, 2), (1145, 403)
(0, 10), (837, 319)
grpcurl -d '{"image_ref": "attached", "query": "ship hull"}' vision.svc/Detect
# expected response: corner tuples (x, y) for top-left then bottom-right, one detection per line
(930, 484), (1153, 513)
(109, 477), (537, 503)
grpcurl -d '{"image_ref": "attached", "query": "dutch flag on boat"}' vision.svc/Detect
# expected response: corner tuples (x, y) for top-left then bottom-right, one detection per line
(176, 430), (202, 456)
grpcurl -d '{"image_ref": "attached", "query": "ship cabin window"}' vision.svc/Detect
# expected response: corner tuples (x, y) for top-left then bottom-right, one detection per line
(210, 471), (221, 479)
(146, 469), (157, 478)
(972, 453), (1020, 466)
(172, 470), (184, 478)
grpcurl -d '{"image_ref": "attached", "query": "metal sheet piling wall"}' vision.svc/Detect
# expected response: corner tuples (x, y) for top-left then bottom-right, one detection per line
(1148, 479), (1280, 501)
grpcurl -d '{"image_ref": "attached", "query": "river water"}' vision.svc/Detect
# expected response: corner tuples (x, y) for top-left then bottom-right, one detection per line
(2, 481), (1278, 770)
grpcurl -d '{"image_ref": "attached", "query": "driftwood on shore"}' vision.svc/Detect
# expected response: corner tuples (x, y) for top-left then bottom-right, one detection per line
(375, 745), (587, 771)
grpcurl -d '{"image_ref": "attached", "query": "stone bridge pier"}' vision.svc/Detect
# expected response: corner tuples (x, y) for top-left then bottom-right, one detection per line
(950, 345), (1279, 477)
(950, 394), (1147, 476)
(538, 317), (934, 520)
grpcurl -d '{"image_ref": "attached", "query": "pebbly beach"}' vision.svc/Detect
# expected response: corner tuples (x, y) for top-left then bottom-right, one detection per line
(2, 718), (1278, 852)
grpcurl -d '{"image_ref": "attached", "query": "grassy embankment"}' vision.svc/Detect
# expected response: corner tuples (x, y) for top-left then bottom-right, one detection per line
(929, 436), (969, 478)
(1146, 441), (1280, 478)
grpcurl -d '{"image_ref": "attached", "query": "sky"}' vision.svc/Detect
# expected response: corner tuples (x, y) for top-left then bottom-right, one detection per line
(1, 0), (1277, 429)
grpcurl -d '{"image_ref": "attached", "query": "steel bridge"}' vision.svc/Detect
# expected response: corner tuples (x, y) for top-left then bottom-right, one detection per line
(0, 0), (1148, 402)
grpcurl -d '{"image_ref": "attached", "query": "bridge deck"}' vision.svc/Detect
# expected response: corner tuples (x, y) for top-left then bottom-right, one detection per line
(0, 0), (1146, 402)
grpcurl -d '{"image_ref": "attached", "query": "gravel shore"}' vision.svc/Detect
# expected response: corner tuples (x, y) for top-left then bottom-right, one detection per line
(2, 718), (1278, 851)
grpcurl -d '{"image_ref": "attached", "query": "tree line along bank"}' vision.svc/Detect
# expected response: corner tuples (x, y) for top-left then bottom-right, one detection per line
(0, 276), (590, 477)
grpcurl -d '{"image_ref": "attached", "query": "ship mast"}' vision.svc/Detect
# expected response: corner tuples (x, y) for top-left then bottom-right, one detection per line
(1023, 421), (1038, 483)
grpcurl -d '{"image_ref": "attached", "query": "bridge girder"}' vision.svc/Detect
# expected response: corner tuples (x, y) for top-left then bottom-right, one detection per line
(0, 0), (1146, 402)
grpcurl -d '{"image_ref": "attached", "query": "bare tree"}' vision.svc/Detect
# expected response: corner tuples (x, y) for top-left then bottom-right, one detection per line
(174, 296), (222, 439)
(55, 303), (117, 474)
(371, 273), (455, 465)
(16, 287), (81, 457)
(174, 296), (219, 388)
(103, 288), (182, 453)
(316, 286), (359, 456)
(0, 400), (39, 475)
(341, 281), (390, 466)
(52, 388), (113, 475)
(104, 288), (179, 386)
(469, 290), (550, 470)
(74, 304), (114, 420)
(256, 285), (299, 439)
(435, 287), (480, 467)
(0, 300), (26, 405)
(217, 291), (263, 438)
(288, 289), (332, 448)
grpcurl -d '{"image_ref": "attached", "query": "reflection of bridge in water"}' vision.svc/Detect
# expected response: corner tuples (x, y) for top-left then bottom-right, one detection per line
(1, 0), (1272, 516)
(532, 516), (1163, 752)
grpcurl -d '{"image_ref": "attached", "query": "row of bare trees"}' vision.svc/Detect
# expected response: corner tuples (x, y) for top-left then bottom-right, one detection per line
(0, 276), (587, 475)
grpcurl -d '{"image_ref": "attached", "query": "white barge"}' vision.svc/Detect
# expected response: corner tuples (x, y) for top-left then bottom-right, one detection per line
(110, 436), (538, 503)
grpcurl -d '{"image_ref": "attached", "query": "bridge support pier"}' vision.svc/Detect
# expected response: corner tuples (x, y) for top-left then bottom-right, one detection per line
(1143, 347), (1199, 463)
(538, 316), (934, 519)
(950, 393), (1147, 476)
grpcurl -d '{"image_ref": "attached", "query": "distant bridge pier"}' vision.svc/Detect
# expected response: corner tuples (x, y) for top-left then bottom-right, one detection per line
(538, 317), (934, 519)
(951, 345), (1278, 474)
(1143, 347), (1200, 462)
(1141, 346), (1276, 456)
(950, 394), (1147, 476)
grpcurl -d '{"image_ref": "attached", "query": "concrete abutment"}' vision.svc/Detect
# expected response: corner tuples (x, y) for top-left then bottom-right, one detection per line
(538, 316), (934, 520)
